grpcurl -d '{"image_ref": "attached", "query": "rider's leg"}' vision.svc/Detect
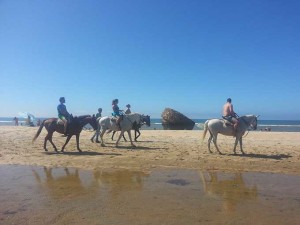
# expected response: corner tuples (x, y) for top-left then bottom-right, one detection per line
(62, 118), (68, 135)
(116, 115), (123, 130)
(232, 118), (239, 134)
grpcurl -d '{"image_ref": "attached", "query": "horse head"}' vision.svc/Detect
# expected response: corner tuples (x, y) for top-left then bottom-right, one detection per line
(242, 115), (258, 130)
(142, 115), (151, 126)
(76, 115), (98, 130)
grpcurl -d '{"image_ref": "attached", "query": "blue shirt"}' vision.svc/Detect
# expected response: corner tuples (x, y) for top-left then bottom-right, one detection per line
(57, 103), (70, 117)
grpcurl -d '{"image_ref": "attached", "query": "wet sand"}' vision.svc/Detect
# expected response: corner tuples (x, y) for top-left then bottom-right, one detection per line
(1, 165), (300, 225)
(0, 126), (300, 174)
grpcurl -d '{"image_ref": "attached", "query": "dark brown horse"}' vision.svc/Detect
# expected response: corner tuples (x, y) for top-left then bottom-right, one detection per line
(32, 115), (97, 152)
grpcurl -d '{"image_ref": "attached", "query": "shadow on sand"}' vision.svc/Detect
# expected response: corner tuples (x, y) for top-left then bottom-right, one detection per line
(116, 146), (169, 151)
(44, 151), (122, 156)
(230, 153), (292, 160)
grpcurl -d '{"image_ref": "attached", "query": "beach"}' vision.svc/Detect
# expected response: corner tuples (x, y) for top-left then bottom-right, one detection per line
(1, 126), (300, 175)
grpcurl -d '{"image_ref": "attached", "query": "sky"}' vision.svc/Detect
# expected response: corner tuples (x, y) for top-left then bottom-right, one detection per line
(1, 0), (300, 120)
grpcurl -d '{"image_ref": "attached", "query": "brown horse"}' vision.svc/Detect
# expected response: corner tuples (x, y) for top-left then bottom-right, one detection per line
(32, 115), (97, 152)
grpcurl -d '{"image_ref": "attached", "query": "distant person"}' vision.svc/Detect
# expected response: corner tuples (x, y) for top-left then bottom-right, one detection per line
(90, 108), (102, 142)
(125, 104), (131, 114)
(26, 115), (31, 126)
(13, 117), (19, 126)
(112, 99), (123, 129)
(57, 97), (71, 135)
(222, 98), (239, 132)
(37, 119), (41, 126)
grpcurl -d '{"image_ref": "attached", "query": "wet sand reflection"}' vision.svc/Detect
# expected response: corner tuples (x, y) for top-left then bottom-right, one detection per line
(0, 165), (299, 225)
(200, 172), (257, 214)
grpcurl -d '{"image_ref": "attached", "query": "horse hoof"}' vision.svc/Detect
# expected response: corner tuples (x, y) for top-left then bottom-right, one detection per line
(78, 149), (82, 152)
(96, 140), (100, 143)
(90, 139), (94, 143)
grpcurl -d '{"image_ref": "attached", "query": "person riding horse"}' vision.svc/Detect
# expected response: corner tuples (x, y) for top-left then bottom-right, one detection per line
(57, 97), (71, 135)
(112, 99), (123, 130)
(222, 98), (239, 132)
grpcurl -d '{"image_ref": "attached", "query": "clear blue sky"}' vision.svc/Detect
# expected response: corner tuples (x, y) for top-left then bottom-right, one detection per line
(1, 0), (300, 119)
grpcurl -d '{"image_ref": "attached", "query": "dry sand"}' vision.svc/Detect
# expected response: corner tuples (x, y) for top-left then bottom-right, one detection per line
(0, 126), (300, 174)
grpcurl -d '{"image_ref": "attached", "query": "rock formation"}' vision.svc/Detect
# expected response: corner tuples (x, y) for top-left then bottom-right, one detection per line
(161, 108), (195, 130)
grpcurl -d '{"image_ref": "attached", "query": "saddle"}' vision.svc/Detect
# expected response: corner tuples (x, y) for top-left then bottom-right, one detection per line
(110, 117), (117, 122)
(222, 118), (234, 127)
(57, 115), (74, 125)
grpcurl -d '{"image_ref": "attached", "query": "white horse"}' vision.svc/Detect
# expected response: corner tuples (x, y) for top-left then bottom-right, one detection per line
(98, 113), (149, 147)
(202, 115), (258, 155)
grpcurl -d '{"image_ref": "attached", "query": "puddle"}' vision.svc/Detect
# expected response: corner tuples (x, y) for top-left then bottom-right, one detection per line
(0, 165), (300, 225)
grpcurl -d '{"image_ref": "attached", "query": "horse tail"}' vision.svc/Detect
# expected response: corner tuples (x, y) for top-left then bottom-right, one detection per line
(32, 120), (46, 143)
(202, 120), (209, 142)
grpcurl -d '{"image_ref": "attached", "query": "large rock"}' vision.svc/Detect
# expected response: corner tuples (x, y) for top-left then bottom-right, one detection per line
(161, 108), (195, 130)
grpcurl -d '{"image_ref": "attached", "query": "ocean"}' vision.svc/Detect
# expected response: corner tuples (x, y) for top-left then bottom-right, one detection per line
(1, 117), (300, 132)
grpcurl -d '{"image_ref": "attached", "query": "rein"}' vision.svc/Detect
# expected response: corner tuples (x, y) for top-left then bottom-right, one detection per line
(240, 116), (255, 138)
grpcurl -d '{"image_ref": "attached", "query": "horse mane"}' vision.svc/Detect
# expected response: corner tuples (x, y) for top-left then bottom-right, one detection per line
(76, 115), (91, 120)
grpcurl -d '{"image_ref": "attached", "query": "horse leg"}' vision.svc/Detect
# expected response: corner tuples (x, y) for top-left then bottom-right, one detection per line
(48, 133), (58, 152)
(123, 133), (127, 142)
(44, 135), (48, 152)
(111, 131), (116, 140)
(239, 138), (245, 154)
(75, 134), (82, 152)
(95, 129), (101, 143)
(233, 137), (239, 155)
(90, 132), (96, 142)
(44, 132), (57, 152)
(127, 130), (136, 147)
(115, 130), (125, 147)
(207, 133), (213, 153)
(212, 134), (223, 155)
(100, 129), (106, 147)
(61, 135), (72, 152)
(135, 129), (141, 142)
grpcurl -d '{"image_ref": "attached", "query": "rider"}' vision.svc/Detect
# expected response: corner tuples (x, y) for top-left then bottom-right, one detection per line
(125, 104), (131, 114)
(90, 107), (102, 142)
(96, 108), (102, 119)
(57, 97), (71, 135)
(222, 98), (239, 132)
(112, 99), (123, 130)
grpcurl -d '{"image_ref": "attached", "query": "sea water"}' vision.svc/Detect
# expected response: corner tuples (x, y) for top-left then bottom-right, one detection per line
(1, 117), (300, 132)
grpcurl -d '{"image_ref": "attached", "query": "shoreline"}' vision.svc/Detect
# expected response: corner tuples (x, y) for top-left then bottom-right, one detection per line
(0, 126), (300, 175)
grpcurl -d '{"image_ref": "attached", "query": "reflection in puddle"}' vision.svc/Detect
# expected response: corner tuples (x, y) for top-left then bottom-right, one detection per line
(200, 172), (258, 213)
(0, 165), (299, 225)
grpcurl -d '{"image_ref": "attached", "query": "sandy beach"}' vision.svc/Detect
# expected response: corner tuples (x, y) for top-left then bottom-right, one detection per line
(0, 126), (299, 175)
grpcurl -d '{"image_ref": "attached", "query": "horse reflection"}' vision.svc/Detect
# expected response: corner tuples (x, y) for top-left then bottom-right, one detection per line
(200, 171), (257, 213)
(32, 168), (149, 200)
(32, 167), (97, 200)
(93, 170), (149, 197)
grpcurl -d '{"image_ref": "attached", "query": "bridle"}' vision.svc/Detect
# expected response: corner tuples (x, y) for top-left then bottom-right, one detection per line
(240, 116), (257, 130)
